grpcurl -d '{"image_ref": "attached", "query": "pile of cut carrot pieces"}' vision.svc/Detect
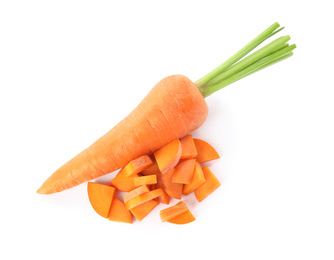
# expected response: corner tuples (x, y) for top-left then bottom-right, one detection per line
(87, 135), (221, 224)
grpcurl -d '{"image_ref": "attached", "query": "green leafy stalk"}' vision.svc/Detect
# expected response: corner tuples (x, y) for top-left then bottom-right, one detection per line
(196, 22), (296, 98)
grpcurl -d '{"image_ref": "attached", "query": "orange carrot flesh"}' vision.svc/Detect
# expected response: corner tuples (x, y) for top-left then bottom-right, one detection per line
(108, 198), (133, 224)
(161, 169), (183, 200)
(141, 160), (160, 176)
(155, 172), (171, 204)
(125, 188), (163, 210)
(87, 182), (115, 218)
(134, 175), (157, 186)
(160, 201), (189, 222)
(167, 210), (196, 224)
(123, 185), (150, 203)
(194, 166), (221, 202)
(171, 159), (196, 184)
(110, 171), (138, 192)
(183, 161), (206, 195)
(120, 155), (153, 178)
(154, 139), (182, 174)
(130, 199), (159, 221)
(180, 135), (197, 159)
(193, 139), (220, 163)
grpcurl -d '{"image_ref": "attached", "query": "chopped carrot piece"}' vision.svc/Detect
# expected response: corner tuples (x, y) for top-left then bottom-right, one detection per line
(193, 139), (220, 163)
(141, 157), (160, 175)
(167, 210), (196, 224)
(130, 199), (159, 221)
(87, 182), (115, 218)
(194, 166), (221, 202)
(110, 171), (138, 192)
(123, 185), (150, 203)
(134, 175), (157, 186)
(154, 139), (182, 173)
(171, 159), (196, 184)
(161, 168), (183, 199)
(108, 198), (133, 224)
(121, 155), (154, 178)
(160, 201), (189, 222)
(125, 188), (163, 210)
(180, 135), (197, 159)
(183, 161), (206, 195)
(155, 172), (171, 204)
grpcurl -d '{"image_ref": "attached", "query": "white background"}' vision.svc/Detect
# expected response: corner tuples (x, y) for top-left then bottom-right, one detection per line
(1, 1), (333, 259)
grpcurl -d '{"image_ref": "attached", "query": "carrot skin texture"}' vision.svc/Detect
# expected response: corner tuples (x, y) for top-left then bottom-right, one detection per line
(194, 166), (221, 202)
(37, 75), (208, 194)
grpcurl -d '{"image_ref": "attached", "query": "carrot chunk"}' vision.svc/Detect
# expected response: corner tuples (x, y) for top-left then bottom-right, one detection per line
(154, 139), (182, 173)
(160, 201), (189, 222)
(155, 172), (171, 204)
(130, 199), (159, 221)
(194, 166), (221, 202)
(123, 185), (150, 203)
(167, 210), (196, 224)
(134, 175), (157, 186)
(87, 182), (115, 218)
(183, 161), (206, 195)
(193, 139), (220, 163)
(125, 188), (163, 210)
(121, 155), (153, 178)
(180, 135), (197, 159)
(110, 171), (138, 192)
(171, 159), (196, 184)
(108, 198), (133, 224)
(141, 157), (160, 175)
(161, 169), (183, 199)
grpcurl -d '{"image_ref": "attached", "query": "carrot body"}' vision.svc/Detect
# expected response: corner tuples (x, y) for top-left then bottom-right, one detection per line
(37, 75), (208, 194)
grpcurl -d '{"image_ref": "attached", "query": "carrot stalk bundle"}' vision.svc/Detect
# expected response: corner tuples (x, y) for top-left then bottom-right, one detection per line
(37, 22), (295, 194)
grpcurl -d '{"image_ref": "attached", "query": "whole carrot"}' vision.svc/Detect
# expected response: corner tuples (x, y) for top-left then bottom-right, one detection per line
(37, 22), (295, 194)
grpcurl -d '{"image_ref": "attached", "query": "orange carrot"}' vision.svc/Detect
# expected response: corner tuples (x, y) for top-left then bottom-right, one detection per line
(110, 172), (138, 192)
(183, 161), (206, 195)
(123, 185), (150, 203)
(161, 169), (183, 200)
(167, 210), (196, 225)
(155, 172), (171, 204)
(125, 188), (163, 210)
(194, 166), (221, 202)
(193, 139), (220, 163)
(160, 201), (189, 222)
(171, 159), (196, 184)
(130, 199), (159, 221)
(87, 182), (115, 218)
(120, 155), (153, 178)
(180, 135), (197, 159)
(154, 139), (182, 174)
(134, 175), (157, 186)
(141, 159), (160, 176)
(108, 198), (133, 224)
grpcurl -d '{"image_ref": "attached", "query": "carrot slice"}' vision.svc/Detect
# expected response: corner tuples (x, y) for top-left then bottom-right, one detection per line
(193, 139), (220, 163)
(125, 188), (163, 210)
(183, 161), (206, 195)
(194, 166), (221, 202)
(110, 171), (138, 192)
(141, 157), (160, 175)
(155, 172), (171, 204)
(130, 199), (159, 221)
(167, 210), (196, 224)
(121, 155), (153, 178)
(180, 135), (197, 159)
(160, 201), (189, 222)
(108, 198), (133, 224)
(134, 175), (157, 186)
(123, 185), (150, 203)
(87, 182), (115, 218)
(171, 159), (196, 184)
(154, 139), (182, 173)
(161, 169), (183, 199)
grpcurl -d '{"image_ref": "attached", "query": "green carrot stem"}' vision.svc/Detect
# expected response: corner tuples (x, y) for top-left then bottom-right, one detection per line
(195, 22), (282, 88)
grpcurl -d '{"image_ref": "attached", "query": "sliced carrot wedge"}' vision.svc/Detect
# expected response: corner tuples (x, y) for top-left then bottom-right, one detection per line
(121, 155), (154, 178)
(183, 161), (206, 195)
(141, 158), (160, 175)
(123, 185), (150, 203)
(160, 201), (189, 222)
(108, 198), (133, 224)
(125, 188), (163, 210)
(134, 175), (157, 186)
(161, 168), (183, 199)
(193, 139), (220, 163)
(167, 209), (196, 224)
(130, 199), (159, 221)
(171, 159), (196, 184)
(110, 171), (138, 192)
(155, 172), (171, 204)
(87, 182), (115, 218)
(180, 135), (197, 159)
(154, 139), (182, 173)
(194, 166), (221, 202)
